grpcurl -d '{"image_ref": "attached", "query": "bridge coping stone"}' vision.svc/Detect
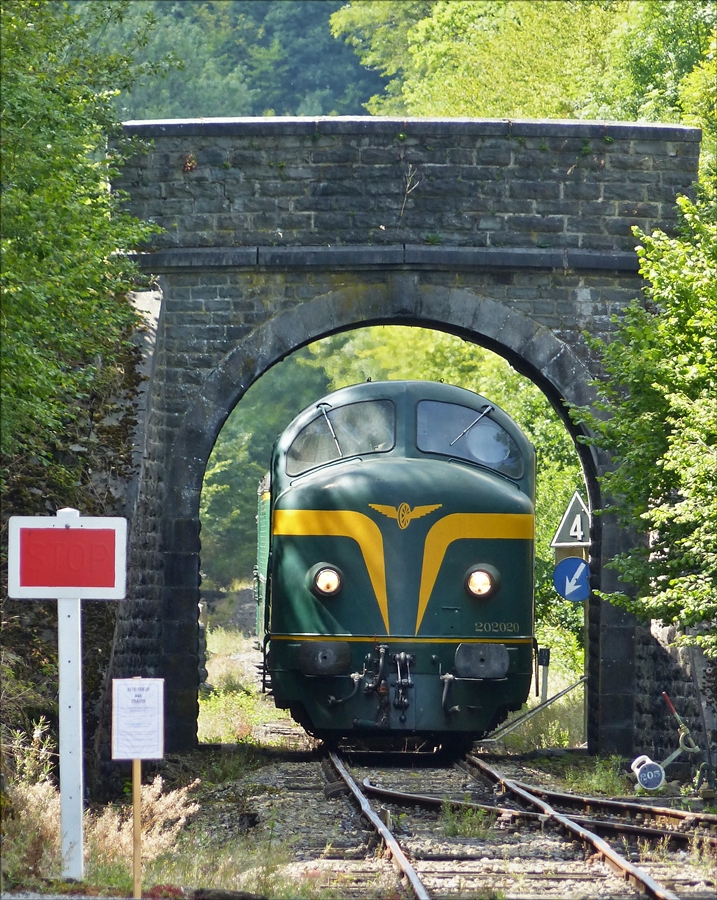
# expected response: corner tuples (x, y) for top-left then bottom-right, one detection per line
(132, 245), (640, 271)
(122, 116), (701, 143)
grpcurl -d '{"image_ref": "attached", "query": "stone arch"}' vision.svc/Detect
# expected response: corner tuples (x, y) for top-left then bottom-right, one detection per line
(110, 115), (703, 761)
(152, 278), (604, 751)
(168, 278), (600, 521)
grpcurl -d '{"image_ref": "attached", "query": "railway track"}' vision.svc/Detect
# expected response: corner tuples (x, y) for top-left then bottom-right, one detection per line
(463, 752), (717, 847)
(323, 749), (717, 900)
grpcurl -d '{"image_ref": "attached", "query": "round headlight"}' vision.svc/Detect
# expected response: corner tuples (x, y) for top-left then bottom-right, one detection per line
(465, 565), (500, 598)
(313, 566), (342, 596)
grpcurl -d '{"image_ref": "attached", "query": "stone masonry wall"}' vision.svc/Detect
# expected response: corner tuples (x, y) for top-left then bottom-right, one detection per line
(109, 118), (702, 754)
(635, 623), (716, 777)
(118, 117), (699, 253)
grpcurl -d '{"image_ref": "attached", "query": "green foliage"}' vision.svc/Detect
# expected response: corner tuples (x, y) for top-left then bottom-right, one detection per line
(563, 755), (631, 796)
(200, 347), (330, 588)
(1, 0), (159, 464)
(333, 0), (618, 117)
(0, 0), (161, 755)
(440, 800), (495, 838)
(534, 621), (585, 683)
(330, 0), (435, 114)
(199, 628), (290, 744)
(583, 1), (717, 123)
(90, 1), (385, 119)
(573, 197), (717, 656)
(678, 30), (717, 188)
(333, 0), (716, 142)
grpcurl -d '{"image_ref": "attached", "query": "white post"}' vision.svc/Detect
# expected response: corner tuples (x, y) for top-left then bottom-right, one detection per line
(539, 647), (551, 705)
(57, 508), (84, 880)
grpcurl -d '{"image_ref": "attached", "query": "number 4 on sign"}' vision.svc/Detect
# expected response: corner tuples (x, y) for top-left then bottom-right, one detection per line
(568, 513), (585, 543)
(550, 491), (590, 548)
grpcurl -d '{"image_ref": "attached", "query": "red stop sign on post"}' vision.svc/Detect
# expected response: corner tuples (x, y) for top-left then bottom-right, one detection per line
(8, 513), (127, 599)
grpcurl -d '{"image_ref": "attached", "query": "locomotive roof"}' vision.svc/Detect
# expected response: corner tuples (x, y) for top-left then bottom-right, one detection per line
(271, 380), (535, 500)
(281, 379), (528, 442)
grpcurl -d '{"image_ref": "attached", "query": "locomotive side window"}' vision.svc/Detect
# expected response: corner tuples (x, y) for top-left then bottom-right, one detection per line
(416, 400), (524, 478)
(286, 400), (395, 476)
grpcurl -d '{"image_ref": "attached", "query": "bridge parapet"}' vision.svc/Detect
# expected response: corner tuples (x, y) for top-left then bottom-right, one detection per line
(118, 117), (700, 254)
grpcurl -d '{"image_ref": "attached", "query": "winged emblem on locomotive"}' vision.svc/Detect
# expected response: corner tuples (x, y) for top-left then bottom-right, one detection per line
(369, 502), (442, 530)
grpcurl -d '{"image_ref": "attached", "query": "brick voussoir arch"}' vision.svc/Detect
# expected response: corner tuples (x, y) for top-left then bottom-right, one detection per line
(160, 287), (601, 675)
(152, 284), (605, 755)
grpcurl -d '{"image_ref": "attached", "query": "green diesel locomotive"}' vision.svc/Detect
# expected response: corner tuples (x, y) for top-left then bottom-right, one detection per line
(255, 381), (536, 749)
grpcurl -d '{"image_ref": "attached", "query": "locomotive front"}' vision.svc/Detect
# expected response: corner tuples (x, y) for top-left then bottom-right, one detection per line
(256, 381), (536, 747)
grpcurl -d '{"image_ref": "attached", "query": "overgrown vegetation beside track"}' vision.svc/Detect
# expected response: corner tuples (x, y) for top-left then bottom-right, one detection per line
(3, 624), (715, 895)
(198, 625), (293, 745)
(0, 0), (164, 792)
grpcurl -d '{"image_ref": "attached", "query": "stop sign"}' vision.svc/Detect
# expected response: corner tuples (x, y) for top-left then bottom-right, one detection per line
(8, 512), (127, 599)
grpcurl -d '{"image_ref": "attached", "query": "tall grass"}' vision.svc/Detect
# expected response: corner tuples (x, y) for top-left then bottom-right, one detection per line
(494, 622), (586, 752)
(1, 726), (199, 890)
(198, 626), (291, 744)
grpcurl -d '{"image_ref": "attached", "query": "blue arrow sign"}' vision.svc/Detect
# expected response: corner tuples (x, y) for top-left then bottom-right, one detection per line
(553, 556), (590, 602)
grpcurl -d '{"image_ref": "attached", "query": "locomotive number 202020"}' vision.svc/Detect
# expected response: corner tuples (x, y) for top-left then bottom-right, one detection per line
(474, 621), (520, 633)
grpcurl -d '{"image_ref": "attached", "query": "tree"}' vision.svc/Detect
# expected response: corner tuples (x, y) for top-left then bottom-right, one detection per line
(89, 1), (386, 119)
(583, 0), (717, 124)
(330, 0), (435, 114)
(0, 0), (161, 740)
(1, 0), (159, 472)
(573, 197), (717, 656)
(332, 0), (619, 117)
(332, 1), (717, 124)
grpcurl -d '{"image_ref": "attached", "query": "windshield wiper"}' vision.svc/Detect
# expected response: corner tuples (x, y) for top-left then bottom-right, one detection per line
(449, 405), (494, 447)
(318, 402), (343, 457)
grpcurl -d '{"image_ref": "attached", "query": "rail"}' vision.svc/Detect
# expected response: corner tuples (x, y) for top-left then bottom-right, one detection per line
(327, 751), (430, 900)
(466, 753), (682, 900)
(361, 777), (717, 847)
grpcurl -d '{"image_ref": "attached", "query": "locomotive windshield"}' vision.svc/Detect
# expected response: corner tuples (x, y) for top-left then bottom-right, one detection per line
(286, 399), (395, 476)
(416, 400), (524, 478)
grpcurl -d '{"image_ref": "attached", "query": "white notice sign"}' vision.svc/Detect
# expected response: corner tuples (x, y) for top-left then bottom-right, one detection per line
(112, 679), (164, 760)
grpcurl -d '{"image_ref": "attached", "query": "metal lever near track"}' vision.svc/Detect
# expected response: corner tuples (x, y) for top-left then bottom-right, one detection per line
(327, 752), (430, 900)
(478, 675), (587, 742)
(467, 754), (681, 900)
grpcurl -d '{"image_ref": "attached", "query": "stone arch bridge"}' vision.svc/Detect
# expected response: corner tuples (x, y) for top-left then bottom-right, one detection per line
(112, 117), (702, 754)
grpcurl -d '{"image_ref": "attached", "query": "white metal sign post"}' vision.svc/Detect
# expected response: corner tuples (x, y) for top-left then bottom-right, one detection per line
(58, 573), (84, 880)
(8, 508), (127, 881)
(112, 678), (164, 899)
